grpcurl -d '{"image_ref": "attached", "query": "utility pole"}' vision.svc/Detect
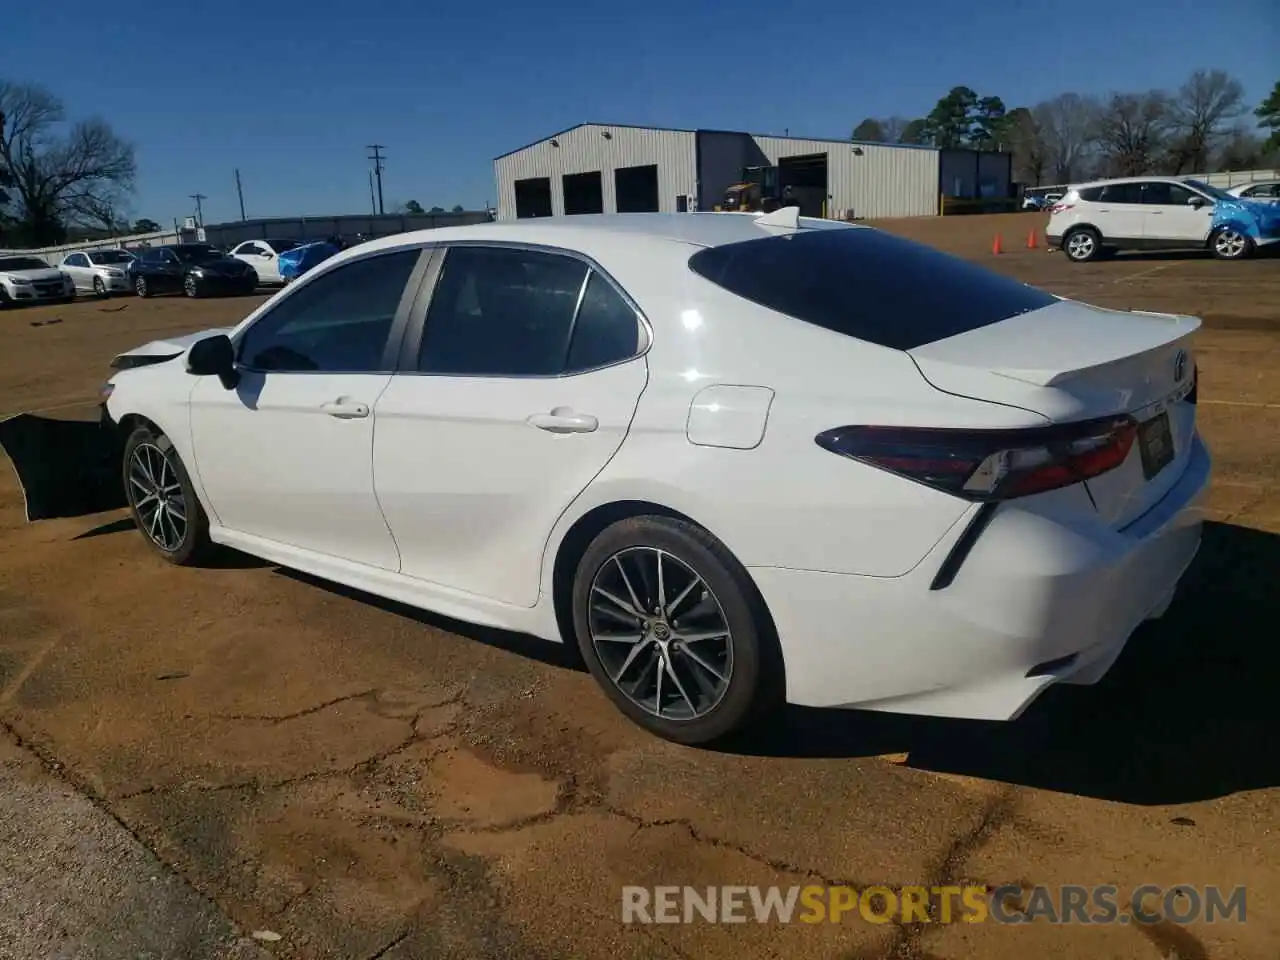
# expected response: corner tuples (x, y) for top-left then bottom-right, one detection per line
(366, 144), (386, 215)
(234, 170), (246, 220)
(369, 170), (377, 215)
(189, 193), (207, 227)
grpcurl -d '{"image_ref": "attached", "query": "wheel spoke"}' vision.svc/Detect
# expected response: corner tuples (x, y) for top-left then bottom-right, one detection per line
(664, 575), (700, 619)
(655, 550), (667, 614)
(680, 644), (727, 684)
(663, 656), (697, 716)
(612, 637), (652, 682)
(595, 631), (644, 644)
(613, 556), (645, 614)
(592, 584), (641, 620)
(674, 629), (728, 644)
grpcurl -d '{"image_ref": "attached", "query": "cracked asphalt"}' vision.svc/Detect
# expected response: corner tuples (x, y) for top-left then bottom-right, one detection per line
(2, 214), (1279, 959)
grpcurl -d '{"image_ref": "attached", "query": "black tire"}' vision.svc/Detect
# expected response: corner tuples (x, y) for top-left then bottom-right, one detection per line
(135, 276), (151, 298)
(1062, 227), (1102, 263)
(183, 275), (200, 298)
(122, 425), (214, 566)
(571, 515), (782, 745)
(93, 277), (107, 298)
(1210, 227), (1254, 261)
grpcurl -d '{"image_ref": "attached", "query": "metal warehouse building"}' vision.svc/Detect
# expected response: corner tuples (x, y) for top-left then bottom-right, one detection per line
(494, 123), (1012, 221)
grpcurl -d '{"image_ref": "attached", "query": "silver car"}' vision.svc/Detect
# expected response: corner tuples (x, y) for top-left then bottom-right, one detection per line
(60, 249), (136, 297)
(1225, 180), (1280, 203)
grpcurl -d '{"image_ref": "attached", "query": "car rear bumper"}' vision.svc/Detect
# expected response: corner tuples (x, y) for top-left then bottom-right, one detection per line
(749, 433), (1211, 721)
(1045, 233), (1063, 248)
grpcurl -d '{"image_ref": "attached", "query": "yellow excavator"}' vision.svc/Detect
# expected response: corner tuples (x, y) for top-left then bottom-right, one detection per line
(721, 165), (796, 213)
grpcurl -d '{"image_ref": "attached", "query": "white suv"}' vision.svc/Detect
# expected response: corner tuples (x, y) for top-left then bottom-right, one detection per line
(1047, 176), (1262, 262)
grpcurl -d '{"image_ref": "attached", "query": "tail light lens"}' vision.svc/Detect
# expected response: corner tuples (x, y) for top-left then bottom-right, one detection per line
(815, 416), (1138, 501)
(1049, 203), (1073, 214)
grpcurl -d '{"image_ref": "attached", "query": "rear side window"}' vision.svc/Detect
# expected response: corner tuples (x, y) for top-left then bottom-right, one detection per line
(1076, 187), (1103, 202)
(687, 228), (1057, 351)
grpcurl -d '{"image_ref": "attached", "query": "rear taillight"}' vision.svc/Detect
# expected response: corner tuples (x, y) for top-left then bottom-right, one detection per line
(815, 416), (1138, 501)
(1049, 203), (1073, 214)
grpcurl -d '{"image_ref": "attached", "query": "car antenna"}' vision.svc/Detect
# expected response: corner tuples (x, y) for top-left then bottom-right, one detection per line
(753, 206), (801, 229)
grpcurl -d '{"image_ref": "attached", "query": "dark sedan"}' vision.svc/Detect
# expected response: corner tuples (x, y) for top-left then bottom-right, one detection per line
(127, 244), (258, 299)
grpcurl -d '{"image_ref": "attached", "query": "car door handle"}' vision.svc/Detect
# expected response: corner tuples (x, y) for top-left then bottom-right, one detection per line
(320, 398), (370, 419)
(526, 408), (599, 434)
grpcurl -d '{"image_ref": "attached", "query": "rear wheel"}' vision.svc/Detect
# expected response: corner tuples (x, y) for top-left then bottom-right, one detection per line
(122, 425), (214, 566)
(183, 275), (200, 298)
(1210, 227), (1253, 260)
(1062, 227), (1102, 263)
(572, 516), (782, 745)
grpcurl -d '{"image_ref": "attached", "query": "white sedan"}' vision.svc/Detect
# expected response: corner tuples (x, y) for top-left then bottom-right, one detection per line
(227, 237), (303, 285)
(10, 210), (1210, 744)
(59, 249), (136, 297)
(0, 255), (76, 305)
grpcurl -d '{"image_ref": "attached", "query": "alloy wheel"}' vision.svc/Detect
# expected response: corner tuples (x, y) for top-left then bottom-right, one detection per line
(1214, 229), (1247, 259)
(588, 546), (734, 721)
(1066, 232), (1095, 260)
(128, 442), (187, 552)
(184, 275), (198, 297)
(93, 277), (106, 297)
(135, 277), (147, 297)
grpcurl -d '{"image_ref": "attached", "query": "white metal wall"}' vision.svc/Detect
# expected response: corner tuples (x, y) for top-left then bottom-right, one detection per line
(750, 136), (941, 219)
(494, 125), (697, 220)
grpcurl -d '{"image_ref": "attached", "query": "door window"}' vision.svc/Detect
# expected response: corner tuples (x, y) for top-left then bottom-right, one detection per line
(63, 254), (86, 267)
(417, 245), (642, 377)
(1141, 182), (1196, 205)
(236, 248), (420, 373)
(1099, 182), (1143, 204)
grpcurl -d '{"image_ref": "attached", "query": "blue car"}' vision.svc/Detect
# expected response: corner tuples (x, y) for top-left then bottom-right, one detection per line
(277, 240), (341, 284)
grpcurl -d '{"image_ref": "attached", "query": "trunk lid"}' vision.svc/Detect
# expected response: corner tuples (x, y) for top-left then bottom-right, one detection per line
(908, 299), (1199, 529)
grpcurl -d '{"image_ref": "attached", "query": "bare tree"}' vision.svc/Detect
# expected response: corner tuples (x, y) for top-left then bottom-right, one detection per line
(1095, 90), (1169, 177)
(1032, 93), (1100, 183)
(1165, 69), (1245, 174)
(0, 80), (135, 245)
(880, 116), (910, 144)
(1003, 107), (1049, 185)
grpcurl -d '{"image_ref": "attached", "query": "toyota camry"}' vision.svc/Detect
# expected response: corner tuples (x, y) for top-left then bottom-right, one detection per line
(0, 209), (1209, 744)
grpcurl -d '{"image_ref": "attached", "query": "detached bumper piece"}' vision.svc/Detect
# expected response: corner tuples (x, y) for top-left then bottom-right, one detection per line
(0, 410), (126, 521)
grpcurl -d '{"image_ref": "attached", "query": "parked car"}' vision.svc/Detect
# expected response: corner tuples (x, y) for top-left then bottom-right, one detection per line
(1021, 192), (1062, 211)
(1047, 175), (1280, 262)
(1225, 180), (1280, 202)
(127, 244), (258, 298)
(0, 255), (76, 306)
(60, 249), (136, 297)
(277, 239), (341, 284)
(9, 210), (1209, 745)
(228, 238), (304, 285)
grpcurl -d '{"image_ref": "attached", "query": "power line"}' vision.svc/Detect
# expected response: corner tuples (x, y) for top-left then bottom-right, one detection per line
(189, 193), (207, 227)
(366, 144), (386, 215)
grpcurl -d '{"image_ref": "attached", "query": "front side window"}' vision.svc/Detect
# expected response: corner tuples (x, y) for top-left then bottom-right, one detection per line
(89, 250), (131, 265)
(237, 249), (420, 372)
(1099, 182), (1143, 204)
(64, 254), (86, 267)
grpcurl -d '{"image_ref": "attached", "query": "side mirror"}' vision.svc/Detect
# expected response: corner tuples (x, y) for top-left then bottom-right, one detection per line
(1187, 196), (1207, 208)
(186, 334), (239, 389)
(264, 252), (274, 259)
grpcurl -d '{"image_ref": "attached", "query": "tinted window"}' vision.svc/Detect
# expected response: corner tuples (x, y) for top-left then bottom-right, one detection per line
(1077, 187), (1104, 201)
(1141, 182), (1195, 205)
(687, 228), (1057, 352)
(237, 249), (419, 372)
(64, 254), (86, 267)
(418, 246), (589, 376)
(89, 250), (131, 264)
(1099, 183), (1143, 204)
(0, 256), (50, 270)
(565, 272), (642, 372)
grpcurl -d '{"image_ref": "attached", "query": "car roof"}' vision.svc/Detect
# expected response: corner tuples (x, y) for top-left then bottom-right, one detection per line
(350, 212), (862, 261)
(1068, 175), (1209, 190)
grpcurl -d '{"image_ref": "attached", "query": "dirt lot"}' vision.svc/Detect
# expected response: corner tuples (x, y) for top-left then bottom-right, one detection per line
(1, 213), (1278, 959)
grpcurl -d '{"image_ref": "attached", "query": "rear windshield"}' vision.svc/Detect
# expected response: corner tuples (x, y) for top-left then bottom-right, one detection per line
(687, 228), (1057, 351)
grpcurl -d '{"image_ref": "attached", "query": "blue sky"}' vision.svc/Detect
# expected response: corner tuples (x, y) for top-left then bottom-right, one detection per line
(6, 0), (1277, 226)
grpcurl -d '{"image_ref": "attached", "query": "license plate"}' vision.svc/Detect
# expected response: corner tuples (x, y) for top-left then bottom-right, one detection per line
(1138, 411), (1174, 480)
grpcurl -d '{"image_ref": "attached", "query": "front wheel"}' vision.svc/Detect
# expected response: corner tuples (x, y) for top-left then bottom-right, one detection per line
(572, 516), (782, 745)
(122, 426), (214, 566)
(134, 276), (150, 298)
(1211, 227), (1254, 260)
(183, 275), (200, 298)
(93, 277), (107, 298)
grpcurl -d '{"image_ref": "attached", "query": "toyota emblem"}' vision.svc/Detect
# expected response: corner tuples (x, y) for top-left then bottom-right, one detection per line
(1173, 349), (1188, 382)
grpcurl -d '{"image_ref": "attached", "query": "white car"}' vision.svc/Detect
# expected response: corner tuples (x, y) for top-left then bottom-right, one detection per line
(59, 249), (135, 297)
(227, 238), (304, 285)
(1225, 180), (1280, 202)
(0, 255), (76, 306)
(10, 210), (1210, 744)
(1047, 175), (1277, 262)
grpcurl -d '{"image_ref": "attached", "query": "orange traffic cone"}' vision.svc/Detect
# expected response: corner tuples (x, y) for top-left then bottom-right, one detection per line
(992, 234), (1003, 255)
(1027, 230), (1039, 249)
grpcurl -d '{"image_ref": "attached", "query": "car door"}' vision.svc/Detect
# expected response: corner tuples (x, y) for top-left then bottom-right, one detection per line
(154, 249), (187, 291)
(255, 242), (284, 283)
(373, 243), (650, 607)
(187, 246), (427, 569)
(1095, 182), (1145, 241)
(61, 253), (89, 291)
(1140, 181), (1214, 246)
